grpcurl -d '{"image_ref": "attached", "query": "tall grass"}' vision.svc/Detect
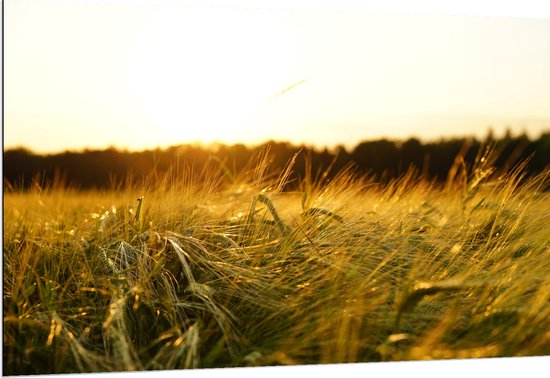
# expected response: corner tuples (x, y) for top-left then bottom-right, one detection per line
(3, 148), (550, 374)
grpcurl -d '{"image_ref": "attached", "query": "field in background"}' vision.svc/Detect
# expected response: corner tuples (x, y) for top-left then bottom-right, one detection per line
(3, 147), (550, 374)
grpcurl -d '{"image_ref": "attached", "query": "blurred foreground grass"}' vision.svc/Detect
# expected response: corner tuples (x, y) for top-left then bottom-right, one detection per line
(3, 148), (550, 374)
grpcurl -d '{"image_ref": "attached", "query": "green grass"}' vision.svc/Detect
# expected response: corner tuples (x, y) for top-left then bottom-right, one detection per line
(3, 151), (550, 374)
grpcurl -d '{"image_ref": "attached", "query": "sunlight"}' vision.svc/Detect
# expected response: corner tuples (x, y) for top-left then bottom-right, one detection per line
(123, 7), (304, 145)
(5, 0), (550, 153)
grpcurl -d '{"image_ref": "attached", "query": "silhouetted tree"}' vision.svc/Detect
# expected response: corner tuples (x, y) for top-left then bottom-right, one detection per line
(4, 132), (549, 190)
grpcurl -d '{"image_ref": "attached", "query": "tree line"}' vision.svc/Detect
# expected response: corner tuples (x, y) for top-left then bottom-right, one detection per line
(3, 131), (550, 190)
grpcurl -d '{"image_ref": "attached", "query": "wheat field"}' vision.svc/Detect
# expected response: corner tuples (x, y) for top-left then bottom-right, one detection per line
(3, 148), (550, 374)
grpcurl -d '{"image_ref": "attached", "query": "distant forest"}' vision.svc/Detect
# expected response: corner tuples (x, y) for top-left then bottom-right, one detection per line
(4, 130), (550, 190)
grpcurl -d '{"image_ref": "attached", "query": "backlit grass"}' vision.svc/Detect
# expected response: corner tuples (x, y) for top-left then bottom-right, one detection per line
(3, 149), (550, 374)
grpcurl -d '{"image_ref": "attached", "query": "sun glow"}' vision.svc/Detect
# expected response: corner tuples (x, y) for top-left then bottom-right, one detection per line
(5, 1), (550, 153)
(123, 7), (305, 146)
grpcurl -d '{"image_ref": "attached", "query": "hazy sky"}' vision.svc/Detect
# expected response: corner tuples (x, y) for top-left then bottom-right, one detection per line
(4, 0), (550, 153)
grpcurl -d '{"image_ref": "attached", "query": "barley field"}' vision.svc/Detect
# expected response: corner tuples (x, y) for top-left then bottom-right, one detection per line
(3, 149), (550, 375)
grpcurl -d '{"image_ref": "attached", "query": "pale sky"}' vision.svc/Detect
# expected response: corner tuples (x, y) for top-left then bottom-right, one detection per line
(4, 0), (550, 153)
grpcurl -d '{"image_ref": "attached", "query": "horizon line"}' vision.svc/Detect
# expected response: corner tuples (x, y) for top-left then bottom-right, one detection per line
(5, 129), (548, 156)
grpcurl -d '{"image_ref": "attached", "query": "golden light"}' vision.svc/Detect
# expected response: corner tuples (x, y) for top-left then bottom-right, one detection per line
(123, 7), (305, 146)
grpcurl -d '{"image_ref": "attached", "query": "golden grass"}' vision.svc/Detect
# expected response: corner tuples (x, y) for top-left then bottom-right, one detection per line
(3, 150), (550, 374)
